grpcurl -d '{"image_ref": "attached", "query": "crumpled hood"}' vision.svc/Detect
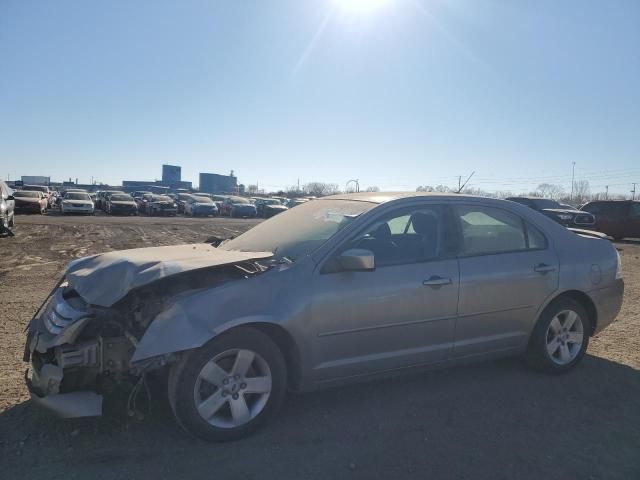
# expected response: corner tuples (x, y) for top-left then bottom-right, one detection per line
(65, 244), (273, 307)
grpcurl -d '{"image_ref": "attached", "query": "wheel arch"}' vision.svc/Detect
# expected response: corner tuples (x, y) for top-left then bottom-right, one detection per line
(545, 290), (598, 336)
(228, 322), (303, 392)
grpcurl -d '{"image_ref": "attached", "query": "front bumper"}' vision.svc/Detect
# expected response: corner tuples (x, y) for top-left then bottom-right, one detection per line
(62, 205), (94, 214)
(24, 285), (105, 417)
(26, 369), (102, 417)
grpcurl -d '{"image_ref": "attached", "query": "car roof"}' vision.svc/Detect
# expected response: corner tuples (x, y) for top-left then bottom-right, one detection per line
(321, 191), (489, 204)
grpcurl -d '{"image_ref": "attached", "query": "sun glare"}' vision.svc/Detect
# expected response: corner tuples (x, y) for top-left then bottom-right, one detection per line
(331, 0), (393, 14)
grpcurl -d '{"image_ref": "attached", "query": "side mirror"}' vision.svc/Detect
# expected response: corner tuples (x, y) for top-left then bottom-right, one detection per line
(336, 249), (375, 272)
(7, 195), (14, 201)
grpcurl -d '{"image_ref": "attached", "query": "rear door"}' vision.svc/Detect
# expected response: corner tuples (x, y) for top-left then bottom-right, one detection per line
(452, 204), (559, 358)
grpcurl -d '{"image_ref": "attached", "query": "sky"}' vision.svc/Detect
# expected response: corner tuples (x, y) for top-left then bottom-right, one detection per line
(1, 0), (639, 195)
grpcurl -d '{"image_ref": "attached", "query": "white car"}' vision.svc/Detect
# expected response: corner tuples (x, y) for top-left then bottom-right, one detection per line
(61, 192), (95, 215)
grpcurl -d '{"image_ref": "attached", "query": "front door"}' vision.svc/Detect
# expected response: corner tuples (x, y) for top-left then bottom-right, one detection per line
(451, 204), (559, 358)
(310, 204), (459, 383)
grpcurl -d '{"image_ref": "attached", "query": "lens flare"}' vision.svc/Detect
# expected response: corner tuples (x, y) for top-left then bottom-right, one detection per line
(331, 0), (392, 13)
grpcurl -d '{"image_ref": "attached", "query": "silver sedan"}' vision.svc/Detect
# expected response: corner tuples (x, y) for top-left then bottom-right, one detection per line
(25, 193), (624, 441)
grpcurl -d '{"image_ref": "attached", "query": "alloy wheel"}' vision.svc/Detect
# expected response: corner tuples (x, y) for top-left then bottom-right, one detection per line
(193, 349), (272, 428)
(545, 310), (584, 365)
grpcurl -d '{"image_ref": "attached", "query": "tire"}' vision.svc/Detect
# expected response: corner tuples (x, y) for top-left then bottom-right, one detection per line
(168, 327), (287, 442)
(8, 213), (14, 227)
(525, 297), (590, 373)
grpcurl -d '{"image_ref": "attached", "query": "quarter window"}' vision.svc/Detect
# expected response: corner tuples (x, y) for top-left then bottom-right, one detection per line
(455, 205), (544, 256)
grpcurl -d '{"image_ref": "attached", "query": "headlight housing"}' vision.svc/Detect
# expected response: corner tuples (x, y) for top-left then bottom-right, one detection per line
(556, 214), (573, 221)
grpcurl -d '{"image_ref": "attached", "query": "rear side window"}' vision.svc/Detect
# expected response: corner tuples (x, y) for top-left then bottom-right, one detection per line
(455, 205), (545, 256)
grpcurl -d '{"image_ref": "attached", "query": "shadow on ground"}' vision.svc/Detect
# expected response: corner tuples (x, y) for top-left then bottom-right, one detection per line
(1, 354), (639, 480)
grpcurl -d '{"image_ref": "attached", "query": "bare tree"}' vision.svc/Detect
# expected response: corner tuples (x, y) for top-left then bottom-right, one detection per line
(365, 186), (380, 192)
(572, 180), (590, 204)
(246, 184), (258, 195)
(416, 185), (434, 192)
(536, 183), (565, 199)
(303, 182), (340, 197)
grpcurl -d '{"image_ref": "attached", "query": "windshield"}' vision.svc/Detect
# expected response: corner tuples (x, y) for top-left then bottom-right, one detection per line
(151, 195), (172, 202)
(15, 191), (40, 198)
(193, 196), (213, 204)
(110, 195), (132, 201)
(231, 197), (250, 205)
(65, 193), (91, 200)
(220, 199), (376, 261)
(264, 199), (280, 205)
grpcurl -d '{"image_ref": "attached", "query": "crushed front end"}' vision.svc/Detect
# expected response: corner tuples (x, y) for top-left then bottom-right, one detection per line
(24, 280), (137, 418)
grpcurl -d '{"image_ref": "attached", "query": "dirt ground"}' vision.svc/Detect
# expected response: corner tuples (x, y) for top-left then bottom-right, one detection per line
(1, 213), (639, 480)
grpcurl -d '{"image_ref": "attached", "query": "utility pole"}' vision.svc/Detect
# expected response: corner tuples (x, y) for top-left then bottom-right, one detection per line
(605, 185), (609, 199)
(570, 162), (576, 200)
(458, 176), (462, 192)
(297, 178), (300, 193)
(632, 183), (637, 201)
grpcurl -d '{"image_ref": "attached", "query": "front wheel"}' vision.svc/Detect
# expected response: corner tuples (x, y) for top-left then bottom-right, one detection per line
(525, 297), (590, 373)
(168, 327), (287, 442)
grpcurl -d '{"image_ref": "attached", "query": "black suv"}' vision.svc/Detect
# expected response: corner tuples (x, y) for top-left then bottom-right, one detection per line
(506, 197), (595, 228)
(1, 180), (16, 234)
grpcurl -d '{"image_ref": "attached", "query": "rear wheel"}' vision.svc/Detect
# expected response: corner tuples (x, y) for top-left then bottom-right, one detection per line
(8, 212), (14, 227)
(526, 297), (590, 373)
(168, 327), (287, 442)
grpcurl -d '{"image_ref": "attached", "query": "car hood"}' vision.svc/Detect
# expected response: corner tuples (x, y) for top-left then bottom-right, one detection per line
(64, 200), (92, 205)
(15, 198), (41, 203)
(542, 208), (584, 215)
(264, 204), (287, 210)
(110, 201), (136, 206)
(65, 244), (273, 307)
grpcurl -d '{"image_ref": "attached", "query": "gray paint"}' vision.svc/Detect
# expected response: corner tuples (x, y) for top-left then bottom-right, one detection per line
(27, 193), (625, 416)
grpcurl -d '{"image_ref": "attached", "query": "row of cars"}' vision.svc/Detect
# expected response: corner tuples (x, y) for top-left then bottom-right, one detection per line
(92, 190), (305, 218)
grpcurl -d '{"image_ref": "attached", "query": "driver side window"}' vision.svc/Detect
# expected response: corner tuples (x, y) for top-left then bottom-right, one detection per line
(348, 205), (446, 267)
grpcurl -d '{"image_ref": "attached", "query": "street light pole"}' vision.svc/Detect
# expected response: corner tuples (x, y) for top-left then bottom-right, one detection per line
(570, 162), (576, 201)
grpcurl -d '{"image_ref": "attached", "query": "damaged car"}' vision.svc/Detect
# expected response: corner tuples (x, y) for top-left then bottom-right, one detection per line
(25, 193), (624, 441)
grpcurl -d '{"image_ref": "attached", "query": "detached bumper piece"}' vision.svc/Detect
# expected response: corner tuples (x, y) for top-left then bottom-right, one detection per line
(25, 367), (103, 418)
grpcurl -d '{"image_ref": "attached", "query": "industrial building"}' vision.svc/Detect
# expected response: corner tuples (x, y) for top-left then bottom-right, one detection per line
(199, 172), (238, 194)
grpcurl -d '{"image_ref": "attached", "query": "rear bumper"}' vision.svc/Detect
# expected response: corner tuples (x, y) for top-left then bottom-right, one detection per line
(591, 278), (624, 335)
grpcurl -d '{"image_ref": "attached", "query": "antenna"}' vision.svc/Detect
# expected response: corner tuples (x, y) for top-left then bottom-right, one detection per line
(456, 171), (475, 193)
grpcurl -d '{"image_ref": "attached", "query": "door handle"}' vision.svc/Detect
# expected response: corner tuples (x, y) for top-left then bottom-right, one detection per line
(534, 263), (556, 274)
(423, 276), (452, 287)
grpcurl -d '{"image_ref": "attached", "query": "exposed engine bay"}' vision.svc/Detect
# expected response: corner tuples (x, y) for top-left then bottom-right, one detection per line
(24, 243), (273, 418)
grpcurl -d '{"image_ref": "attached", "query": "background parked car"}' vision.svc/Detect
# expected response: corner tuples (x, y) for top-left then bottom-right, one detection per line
(0, 180), (15, 233)
(101, 191), (126, 211)
(146, 195), (178, 216)
(505, 197), (595, 229)
(220, 196), (257, 217)
(286, 198), (309, 209)
(106, 193), (138, 215)
(21, 185), (53, 207)
(61, 191), (94, 215)
(96, 190), (123, 210)
(13, 191), (48, 214)
(580, 200), (640, 240)
(255, 198), (288, 218)
(185, 195), (219, 217)
(174, 193), (194, 214)
(135, 193), (154, 214)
